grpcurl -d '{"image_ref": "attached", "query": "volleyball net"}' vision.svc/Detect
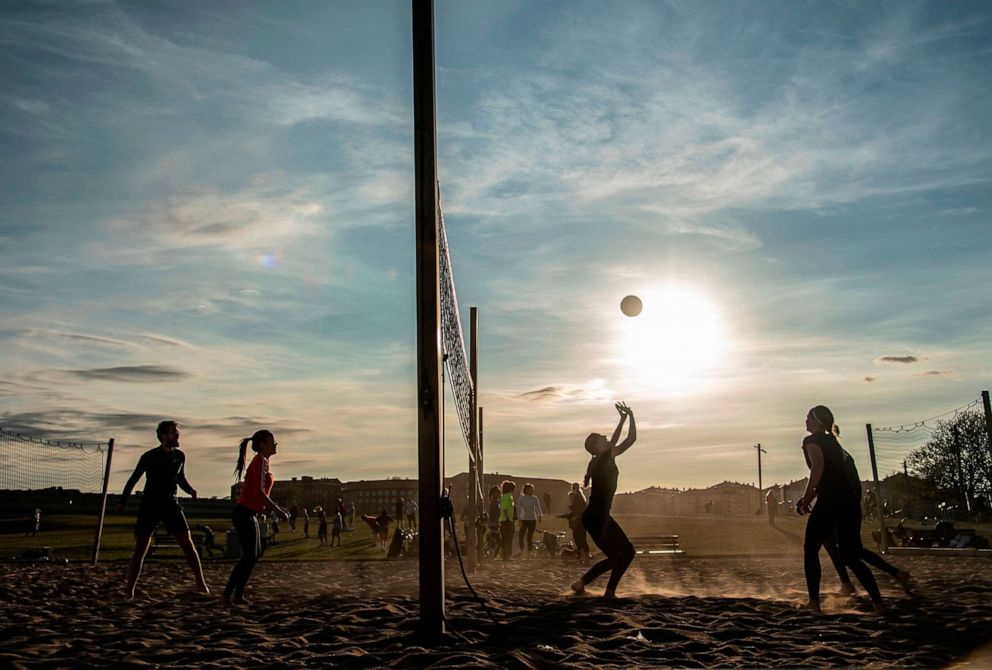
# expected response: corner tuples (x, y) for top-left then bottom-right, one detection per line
(0, 427), (108, 493)
(0, 426), (115, 562)
(867, 393), (991, 524)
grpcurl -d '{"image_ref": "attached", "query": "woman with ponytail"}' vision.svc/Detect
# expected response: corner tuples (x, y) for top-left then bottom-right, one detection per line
(797, 406), (885, 615)
(570, 402), (636, 599)
(223, 430), (289, 606)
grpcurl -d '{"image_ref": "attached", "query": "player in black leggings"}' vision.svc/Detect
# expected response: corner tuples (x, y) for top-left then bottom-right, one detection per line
(797, 406), (884, 615)
(823, 440), (913, 594)
(570, 402), (636, 599)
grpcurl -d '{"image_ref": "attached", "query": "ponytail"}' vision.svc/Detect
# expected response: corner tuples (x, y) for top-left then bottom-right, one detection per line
(234, 428), (275, 482)
(809, 405), (838, 437)
(234, 437), (251, 482)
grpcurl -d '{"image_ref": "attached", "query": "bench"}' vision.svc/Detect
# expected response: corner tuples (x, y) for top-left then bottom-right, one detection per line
(629, 535), (684, 556)
(149, 532), (205, 558)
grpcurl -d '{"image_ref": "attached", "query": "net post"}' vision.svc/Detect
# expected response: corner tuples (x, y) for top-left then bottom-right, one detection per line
(92, 438), (115, 564)
(466, 306), (479, 572)
(982, 391), (992, 489)
(413, 0), (445, 641)
(478, 406), (484, 495)
(865, 424), (887, 552)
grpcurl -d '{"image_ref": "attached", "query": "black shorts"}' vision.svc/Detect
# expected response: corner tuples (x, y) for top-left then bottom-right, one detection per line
(135, 498), (189, 537)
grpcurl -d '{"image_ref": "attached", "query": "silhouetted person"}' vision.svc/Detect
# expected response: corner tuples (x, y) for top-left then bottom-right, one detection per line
(571, 402), (637, 599)
(27, 508), (41, 536)
(196, 524), (216, 558)
(822, 441), (913, 595)
(404, 497), (418, 530)
(331, 509), (343, 547)
(498, 480), (516, 560)
(797, 406), (884, 615)
(395, 498), (405, 529)
(222, 429), (289, 606)
(117, 420), (208, 600)
(302, 508), (310, 538)
(375, 510), (392, 551)
(289, 503), (298, 532)
(766, 490), (778, 526)
(516, 483), (543, 556)
(564, 482), (590, 562)
(543, 491), (553, 516)
(317, 507), (328, 545)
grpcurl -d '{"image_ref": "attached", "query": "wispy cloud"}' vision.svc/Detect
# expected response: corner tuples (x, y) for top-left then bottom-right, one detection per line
(63, 366), (190, 383)
(876, 355), (919, 364)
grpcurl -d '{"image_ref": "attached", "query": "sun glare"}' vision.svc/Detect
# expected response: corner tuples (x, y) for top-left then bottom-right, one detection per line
(619, 285), (726, 394)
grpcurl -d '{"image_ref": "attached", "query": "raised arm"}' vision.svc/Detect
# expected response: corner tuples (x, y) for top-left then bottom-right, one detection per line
(612, 402), (637, 457)
(607, 411), (627, 448)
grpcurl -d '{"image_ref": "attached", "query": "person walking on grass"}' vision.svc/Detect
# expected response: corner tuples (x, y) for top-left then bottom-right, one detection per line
(222, 429), (289, 606)
(571, 402), (636, 599)
(302, 507), (310, 538)
(331, 508), (343, 547)
(317, 507), (328, 545)
(405, 496), (418, 530)
(797, 405), (885, 615)
(118, 420), (209, 600)
(516, 483), (543, 557)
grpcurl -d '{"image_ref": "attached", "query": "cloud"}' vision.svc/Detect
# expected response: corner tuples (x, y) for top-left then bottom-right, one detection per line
(914, 370), (954, 378)
(14, 329), (137, 350)
(513, 381), (614, 405)
(63, 366), (189, 382)
(863, 376), (877, 383)
(876, 355), (919, 364)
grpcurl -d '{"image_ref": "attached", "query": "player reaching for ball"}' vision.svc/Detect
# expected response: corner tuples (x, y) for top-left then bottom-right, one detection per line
(570, 401), (637, 599)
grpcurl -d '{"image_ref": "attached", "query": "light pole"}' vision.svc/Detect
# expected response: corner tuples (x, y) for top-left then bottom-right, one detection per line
(754, 443), (766, 513)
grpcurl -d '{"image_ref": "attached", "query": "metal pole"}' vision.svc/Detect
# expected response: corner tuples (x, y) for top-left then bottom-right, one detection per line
(952, 426), (970, 513)
(466, 306), (479, 572)
(982, 391), (992, 498)
(865, 424), (887, 552)
(478, 406), (484, 494)
(413, 0), (444, 640)
(92, 438), (114, 564)
(753, 443), (765, 513)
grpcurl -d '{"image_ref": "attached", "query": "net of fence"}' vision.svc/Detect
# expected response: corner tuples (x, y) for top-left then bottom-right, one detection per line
(0, 427), (106, 493)
(869, 397), (990, 523)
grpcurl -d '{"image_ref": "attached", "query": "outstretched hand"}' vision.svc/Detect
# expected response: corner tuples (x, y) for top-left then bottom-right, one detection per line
(615, 401), (632, 417)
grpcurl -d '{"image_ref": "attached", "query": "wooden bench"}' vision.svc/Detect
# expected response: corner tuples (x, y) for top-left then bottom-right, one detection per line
(149, 532), (205, 557)
(629, 535), (684, 556)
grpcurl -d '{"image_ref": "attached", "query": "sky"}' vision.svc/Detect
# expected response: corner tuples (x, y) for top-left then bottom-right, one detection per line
(1, 0), (990, 499)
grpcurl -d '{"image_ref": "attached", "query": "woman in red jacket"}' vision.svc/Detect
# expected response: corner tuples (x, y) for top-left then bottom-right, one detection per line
(222, 429), (289, 606)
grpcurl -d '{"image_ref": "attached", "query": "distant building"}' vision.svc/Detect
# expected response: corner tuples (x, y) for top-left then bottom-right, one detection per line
(342, 477), (418, 517)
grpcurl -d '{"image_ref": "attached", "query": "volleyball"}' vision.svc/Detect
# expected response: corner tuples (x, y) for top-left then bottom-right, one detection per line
(620, 295), (642, 317)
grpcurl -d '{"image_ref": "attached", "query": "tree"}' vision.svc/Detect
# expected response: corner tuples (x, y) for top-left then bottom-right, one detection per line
(907, 410), (991, 512)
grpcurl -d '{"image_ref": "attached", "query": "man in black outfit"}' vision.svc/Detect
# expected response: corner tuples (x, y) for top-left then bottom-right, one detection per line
(117, 420), (209, 599)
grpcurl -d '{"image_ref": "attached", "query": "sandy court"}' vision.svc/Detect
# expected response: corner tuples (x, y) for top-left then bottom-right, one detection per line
(1, 556), (990, 668)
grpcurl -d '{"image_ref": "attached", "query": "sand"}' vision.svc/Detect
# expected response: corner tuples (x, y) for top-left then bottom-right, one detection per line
(0, 555), (990, 668)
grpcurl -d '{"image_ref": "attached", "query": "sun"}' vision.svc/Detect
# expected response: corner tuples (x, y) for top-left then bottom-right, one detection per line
(618, 285), (726, 393)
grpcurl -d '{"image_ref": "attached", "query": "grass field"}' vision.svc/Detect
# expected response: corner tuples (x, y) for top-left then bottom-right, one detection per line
(7, 511), (979, 562)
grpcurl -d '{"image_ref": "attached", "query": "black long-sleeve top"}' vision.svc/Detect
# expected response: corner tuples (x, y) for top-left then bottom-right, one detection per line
(120, 446), (194, 506)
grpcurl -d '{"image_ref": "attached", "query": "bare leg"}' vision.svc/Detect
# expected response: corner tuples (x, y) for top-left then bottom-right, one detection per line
(125, 535), (153, 600)
(175, 532), (210, 594)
